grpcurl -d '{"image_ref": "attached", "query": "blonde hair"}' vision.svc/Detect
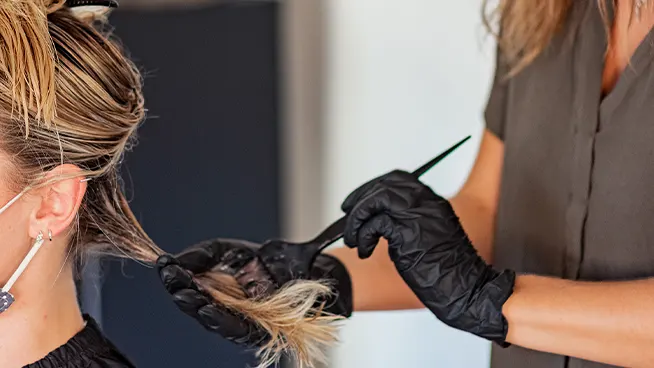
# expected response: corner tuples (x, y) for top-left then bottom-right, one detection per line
(482, 0), (577, 75)
(483, 0), (623, 75)
(0, 1), (339, 367)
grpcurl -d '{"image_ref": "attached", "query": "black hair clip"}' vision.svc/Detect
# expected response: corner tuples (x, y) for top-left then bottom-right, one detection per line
(66, 0), (118, 8)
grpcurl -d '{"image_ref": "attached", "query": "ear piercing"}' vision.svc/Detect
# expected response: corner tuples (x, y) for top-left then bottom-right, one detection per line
(48, 229), (53, 242)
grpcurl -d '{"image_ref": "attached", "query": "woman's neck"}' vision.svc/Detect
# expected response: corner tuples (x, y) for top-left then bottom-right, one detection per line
(0, 265), (84, 367)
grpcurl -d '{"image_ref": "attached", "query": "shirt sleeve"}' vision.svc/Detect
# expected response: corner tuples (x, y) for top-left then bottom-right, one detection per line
(483, 45), (509, 141)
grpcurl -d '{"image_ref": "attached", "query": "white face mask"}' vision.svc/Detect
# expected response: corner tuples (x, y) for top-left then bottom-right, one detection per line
(0, 189), (46, 314)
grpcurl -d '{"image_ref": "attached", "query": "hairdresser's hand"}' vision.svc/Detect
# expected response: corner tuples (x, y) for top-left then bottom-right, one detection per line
(255, 241), (353, 318)
(341, 170), (516, 345)
(157, 239), (269, 346)
(157, 237), (352, 346)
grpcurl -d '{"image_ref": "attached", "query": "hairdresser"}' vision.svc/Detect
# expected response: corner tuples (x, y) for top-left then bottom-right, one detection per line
(159, 1), (654, 367)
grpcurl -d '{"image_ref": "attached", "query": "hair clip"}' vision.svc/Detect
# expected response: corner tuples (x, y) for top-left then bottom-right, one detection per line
(66, 0), (118, 8)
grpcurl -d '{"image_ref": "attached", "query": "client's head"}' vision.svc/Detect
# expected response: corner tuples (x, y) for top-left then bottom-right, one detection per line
(0, 2), (338, 367)
(0, 0), (155, 295)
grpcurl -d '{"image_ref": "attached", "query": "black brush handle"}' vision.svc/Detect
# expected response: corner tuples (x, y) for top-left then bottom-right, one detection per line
(311, 135), (471, 253)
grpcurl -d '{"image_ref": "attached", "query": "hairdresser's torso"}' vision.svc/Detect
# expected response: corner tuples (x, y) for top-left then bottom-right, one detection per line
(489, 1), (654, 367)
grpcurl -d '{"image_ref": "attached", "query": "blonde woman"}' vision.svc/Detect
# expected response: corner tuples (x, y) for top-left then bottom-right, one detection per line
(165, 1), (654, 367)
(0, 1), (340, 367)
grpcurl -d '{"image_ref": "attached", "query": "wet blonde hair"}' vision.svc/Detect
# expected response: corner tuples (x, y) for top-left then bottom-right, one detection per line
(0, 1), (339, 366)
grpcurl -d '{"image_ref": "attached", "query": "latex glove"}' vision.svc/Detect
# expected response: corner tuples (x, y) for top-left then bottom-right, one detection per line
(341, 170), (515, 345)
(157, 238), (352, 346)
(157, 239), (267, 346)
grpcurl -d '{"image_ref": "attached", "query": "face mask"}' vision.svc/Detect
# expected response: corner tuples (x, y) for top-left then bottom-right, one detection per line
(0, 189), (45, 314)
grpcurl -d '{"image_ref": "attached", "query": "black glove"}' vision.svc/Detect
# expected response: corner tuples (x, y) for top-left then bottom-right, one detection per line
(256, 239), (353, 318)
(341, 170), (515, 345)
(157, 239), (268, 346)
(157, 238), (352, 346)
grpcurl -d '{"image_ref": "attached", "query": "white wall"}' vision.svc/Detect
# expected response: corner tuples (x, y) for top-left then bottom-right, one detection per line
(322, 1), (497, 367)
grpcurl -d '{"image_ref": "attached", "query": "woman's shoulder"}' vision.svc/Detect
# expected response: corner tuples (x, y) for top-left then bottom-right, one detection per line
(25, 315), (136, 368)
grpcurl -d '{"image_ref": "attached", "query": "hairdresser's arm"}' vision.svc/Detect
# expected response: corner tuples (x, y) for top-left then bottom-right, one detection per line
(338, 137), (654, 367)
(503, 276), (654, 367)
(327, 130), (504, 311)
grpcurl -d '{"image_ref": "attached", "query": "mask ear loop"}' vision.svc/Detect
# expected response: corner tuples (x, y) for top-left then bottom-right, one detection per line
(0, 178), (89, 314)
(0, 231), (45, 313)
(0, 189), (25, 214)
(2, 231), (45, 294)
(0, 188), (40, 313)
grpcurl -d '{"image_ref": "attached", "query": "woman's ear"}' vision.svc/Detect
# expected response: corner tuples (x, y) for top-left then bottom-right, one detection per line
(28, 164), (87, 240)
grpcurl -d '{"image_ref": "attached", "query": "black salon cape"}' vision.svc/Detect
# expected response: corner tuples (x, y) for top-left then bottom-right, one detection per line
(25, 315), (135, 368)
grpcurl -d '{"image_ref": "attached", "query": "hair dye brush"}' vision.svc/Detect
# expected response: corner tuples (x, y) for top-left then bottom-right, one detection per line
(235, 136), (472, 298)
(159, 136), (472, 367)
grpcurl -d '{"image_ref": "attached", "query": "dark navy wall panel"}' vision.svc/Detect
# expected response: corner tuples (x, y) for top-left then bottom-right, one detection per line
(92, 3), (281, 367)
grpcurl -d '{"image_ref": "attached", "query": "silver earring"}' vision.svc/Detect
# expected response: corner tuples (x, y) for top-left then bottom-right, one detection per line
(48, 230), (53, 242)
